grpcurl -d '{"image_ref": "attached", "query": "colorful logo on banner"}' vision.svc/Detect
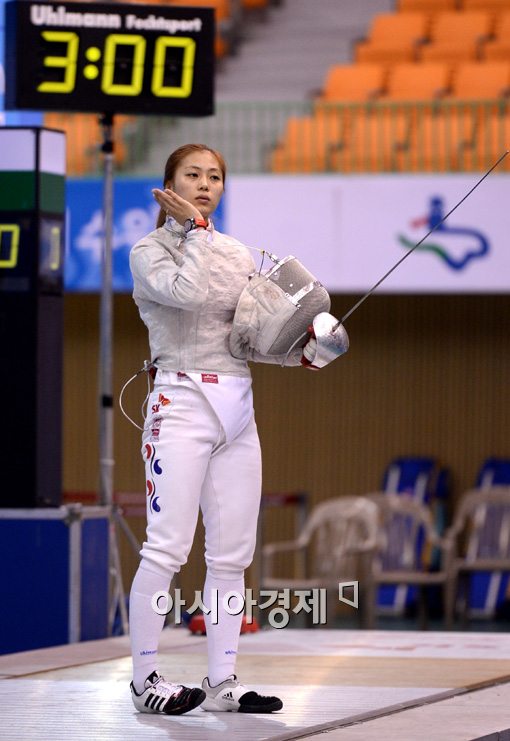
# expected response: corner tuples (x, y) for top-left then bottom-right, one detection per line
(397, 196), (490, 271)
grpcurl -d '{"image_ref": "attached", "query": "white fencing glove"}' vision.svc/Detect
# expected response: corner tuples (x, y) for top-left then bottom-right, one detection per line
(301, 328), (320, 371)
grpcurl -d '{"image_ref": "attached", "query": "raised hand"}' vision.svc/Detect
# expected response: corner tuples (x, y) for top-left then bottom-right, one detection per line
(152, 188), (203, 226)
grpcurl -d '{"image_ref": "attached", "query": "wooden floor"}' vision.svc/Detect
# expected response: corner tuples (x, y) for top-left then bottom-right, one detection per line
(1, 628), (510, 741)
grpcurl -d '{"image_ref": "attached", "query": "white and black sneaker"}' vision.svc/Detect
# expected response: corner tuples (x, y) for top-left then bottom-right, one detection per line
(131, 671), (205, 715)
(201, 675), (283, 713)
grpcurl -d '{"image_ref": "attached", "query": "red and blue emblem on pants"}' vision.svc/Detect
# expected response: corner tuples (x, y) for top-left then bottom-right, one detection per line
(144, 443), (162, 513)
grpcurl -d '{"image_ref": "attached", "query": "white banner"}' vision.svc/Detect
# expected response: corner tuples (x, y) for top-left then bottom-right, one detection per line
(226, 174), (510, 293)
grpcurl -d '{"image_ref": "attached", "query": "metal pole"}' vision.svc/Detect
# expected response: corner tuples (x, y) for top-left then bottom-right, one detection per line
(98, 113), (129, 636)
(99, 112), (114, 511)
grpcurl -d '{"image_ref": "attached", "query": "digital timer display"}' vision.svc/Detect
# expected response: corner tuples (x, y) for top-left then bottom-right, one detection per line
(0, 214), (64, 294)
(4, 2), (215, 115)
(0, 215), (35, 293)
(0, 225), (20, 269)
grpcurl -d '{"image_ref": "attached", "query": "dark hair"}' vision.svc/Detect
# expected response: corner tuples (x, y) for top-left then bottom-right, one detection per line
(156, 143), (227, 228)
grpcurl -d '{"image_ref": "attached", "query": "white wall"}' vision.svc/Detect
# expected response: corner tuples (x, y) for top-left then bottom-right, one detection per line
(226, 174), (510, 293)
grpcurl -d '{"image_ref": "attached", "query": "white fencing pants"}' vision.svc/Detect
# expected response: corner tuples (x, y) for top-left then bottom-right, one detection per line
(139, 377), (262, 577)
(129, 376), (262, 687)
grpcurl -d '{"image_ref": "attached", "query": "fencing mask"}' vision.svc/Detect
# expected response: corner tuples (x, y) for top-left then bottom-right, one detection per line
(230, 254), (349, 368)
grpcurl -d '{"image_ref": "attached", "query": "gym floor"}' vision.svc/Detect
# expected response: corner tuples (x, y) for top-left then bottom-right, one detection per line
(1, 626), (510, 741)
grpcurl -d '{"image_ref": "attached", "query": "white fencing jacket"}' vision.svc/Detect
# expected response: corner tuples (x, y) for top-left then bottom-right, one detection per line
(130, 218), (302, 374)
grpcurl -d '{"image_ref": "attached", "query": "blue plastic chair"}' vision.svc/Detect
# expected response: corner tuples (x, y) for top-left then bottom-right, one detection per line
(467, 458), (510, 618)
(378, 456), (450, 616)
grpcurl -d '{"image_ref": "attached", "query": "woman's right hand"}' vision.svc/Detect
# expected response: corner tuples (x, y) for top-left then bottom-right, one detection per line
(152, 188), (203, 226)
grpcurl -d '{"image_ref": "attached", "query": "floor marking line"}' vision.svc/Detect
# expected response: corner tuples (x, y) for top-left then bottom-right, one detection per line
(265, 674), (510, 741)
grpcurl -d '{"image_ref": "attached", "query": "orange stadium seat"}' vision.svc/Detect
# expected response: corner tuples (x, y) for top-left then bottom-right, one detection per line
(330, 101), (505, 173)
(450, 61), (510, 99)
(458, 109), (510, 170)
(355, 12), (429, 64)
(409, 106), (480, 171)
(462, 0), (510, 13)
(409, 65), (510, 172)
(329, 106), (415, 172)
(354, 64), (456, 172)
(483, 12), (510, 61)
(443, 62), (510, 144)
(318, 64), (386, 102)
(385, 62), (451, 100)
(420, 11), (492, 63)
(270, 115), (344, 173)
(398, 0), (457, 12)
(313, 66), (387, 155)
(374, 64), (452, 164)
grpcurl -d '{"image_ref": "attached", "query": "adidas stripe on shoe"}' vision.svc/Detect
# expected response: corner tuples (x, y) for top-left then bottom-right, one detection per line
(131, 671), (205, 715)
(201, 675), (283, 713)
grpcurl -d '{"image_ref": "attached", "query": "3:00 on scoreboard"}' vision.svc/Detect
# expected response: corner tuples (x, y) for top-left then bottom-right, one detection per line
(4, 1), (215, 115)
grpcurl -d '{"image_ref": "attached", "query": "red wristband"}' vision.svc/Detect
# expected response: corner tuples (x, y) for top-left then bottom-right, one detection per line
(184, 217), (208, 233)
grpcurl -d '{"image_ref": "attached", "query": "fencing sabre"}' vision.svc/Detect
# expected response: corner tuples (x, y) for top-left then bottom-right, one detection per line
(309, 150), (509, 368)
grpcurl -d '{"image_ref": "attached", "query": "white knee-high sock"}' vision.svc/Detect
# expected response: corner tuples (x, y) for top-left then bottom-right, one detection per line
(203, 571), (244, 687)
(129, 561), (174, 693)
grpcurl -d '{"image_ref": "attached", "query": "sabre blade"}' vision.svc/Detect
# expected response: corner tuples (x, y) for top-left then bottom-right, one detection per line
(338, 150), (509, 327)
